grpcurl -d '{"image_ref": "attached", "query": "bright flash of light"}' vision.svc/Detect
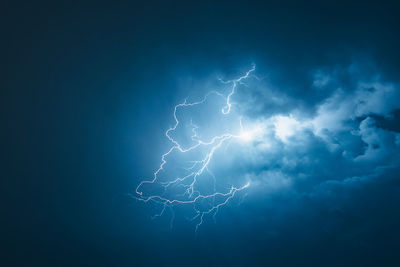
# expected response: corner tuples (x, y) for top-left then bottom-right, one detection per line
(239, 131), (253, 141)
(135, 64), (257, 232)
(238, 118), (266, 142)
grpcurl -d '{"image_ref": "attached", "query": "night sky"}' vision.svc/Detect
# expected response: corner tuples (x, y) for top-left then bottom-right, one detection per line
(2, 1), (400, 266)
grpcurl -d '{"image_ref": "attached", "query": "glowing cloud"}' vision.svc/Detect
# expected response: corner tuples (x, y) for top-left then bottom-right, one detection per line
(273, 115), (302, 142)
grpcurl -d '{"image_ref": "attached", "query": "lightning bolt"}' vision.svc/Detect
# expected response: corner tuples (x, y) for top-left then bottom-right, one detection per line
(135, 64), (256, 232)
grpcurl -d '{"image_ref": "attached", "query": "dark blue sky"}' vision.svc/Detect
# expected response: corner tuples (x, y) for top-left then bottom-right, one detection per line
(2, 1), (400, 266)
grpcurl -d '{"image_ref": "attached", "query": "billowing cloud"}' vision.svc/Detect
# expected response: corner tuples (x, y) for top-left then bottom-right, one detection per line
(137, 60), (400, 233)
(230, 61), (400, 198)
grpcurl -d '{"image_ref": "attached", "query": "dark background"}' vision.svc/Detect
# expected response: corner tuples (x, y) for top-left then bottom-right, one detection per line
(2, 1), (400, 266)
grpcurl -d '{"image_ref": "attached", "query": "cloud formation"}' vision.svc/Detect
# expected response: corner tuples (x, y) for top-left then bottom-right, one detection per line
(227, 61), (400, 198)
(139, 60), (400, 233)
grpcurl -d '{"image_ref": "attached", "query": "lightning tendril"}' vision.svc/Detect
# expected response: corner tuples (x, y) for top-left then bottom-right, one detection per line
(135, 64), (256, 231)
